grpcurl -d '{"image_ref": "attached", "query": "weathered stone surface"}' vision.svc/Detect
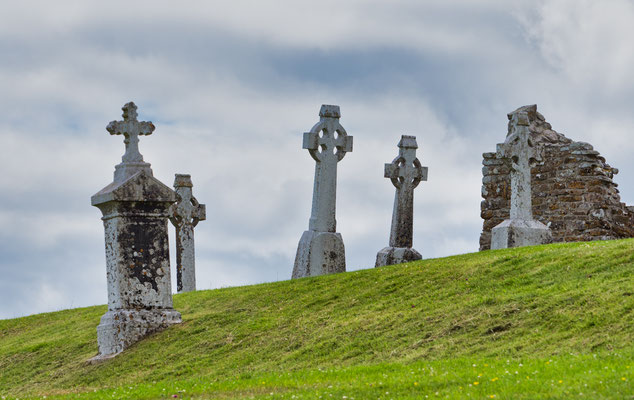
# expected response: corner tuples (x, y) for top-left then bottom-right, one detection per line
(91, 102), (181, 359)
(169, 174), (206, 293)
(481, 104), (634, 250)
(293, 105), (353, 278)
(490, 108), (552, 249)
(376, 135), (428, 267)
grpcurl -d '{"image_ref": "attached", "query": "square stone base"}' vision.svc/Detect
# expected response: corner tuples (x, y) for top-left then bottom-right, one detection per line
(491, 218), (552, 250)
(94, 309), (182, 358)
(292, 230), (346, 278)
(375, 246), (422, 267)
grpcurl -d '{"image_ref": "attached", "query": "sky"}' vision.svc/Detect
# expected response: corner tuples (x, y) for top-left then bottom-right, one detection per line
(1, 0), (634, 319)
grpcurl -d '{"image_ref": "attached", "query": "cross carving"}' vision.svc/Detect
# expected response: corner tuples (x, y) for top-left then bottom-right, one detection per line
(302, 105), (353, 164)
(107, 102), (155, 164)
(384, 136), (428, 190)
(302, 105), (353, 233)
(497, 111), (541, 220)
(169, 175), (206, 228)
(384, 135), (427, 248)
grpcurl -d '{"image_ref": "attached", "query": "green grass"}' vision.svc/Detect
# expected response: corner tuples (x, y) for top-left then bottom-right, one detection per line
(1, 239), (633, 399)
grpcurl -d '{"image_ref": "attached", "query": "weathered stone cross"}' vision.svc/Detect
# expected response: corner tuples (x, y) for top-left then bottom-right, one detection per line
(302, 105), (353, 233)
(169, 174), (206, 293)
(498, 111), (539, 221)
(384, 135), (428, 248)
(293, 105), (353, 278)
(490, 109), (552, 249)
(107, 102), (155, 164)
(376, 135), (427, 267)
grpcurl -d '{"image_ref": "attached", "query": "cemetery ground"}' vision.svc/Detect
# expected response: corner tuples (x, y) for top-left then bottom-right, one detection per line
(1, 240), (633, 399)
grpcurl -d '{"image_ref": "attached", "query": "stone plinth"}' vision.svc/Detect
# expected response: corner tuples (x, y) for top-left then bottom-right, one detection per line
(292, 105), (353, 278)
(91, 102), (180, 358)
(169, 174), (206, 293)
(490, 219), (552, 249)
(376, 135), (428, 267)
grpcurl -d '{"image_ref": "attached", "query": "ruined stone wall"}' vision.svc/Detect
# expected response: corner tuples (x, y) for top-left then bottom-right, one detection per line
(480, 105), (634, 250)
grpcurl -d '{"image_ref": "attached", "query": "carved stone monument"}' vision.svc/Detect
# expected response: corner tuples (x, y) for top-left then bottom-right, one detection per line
(376, 135), (428, 267)
(169, 174), (206, 293)
(292, 105), (353, 278)
(91, 102), (181, 358)
(490, 110), (552, 249)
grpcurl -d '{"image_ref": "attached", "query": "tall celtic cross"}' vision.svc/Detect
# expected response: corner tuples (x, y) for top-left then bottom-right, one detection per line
(169, 174), (206, 293)
(497, 111), (540, 221)
(302, 105), (353, 232)
(384, 135), (428, 248)
(107, 102), (155, 164)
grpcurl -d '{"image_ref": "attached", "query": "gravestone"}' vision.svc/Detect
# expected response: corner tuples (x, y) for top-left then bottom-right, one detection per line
(91, 102), (181, 358)
(376, 135), (428, 266)
(292, 105), (353, 278)
(490, 110), (552, 249)
(169, 174), (206, 293)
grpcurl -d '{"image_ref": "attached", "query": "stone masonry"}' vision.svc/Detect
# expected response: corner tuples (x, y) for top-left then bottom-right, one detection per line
(376, 135), (428, 266)
(169, 174), (206, 293)
(91, 102), (181, 358)
(293, 105), (353, 278)
(480, 104), (634, 250)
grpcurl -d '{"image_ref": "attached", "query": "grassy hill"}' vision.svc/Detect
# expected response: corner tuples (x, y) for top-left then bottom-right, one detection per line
(1, 239), (633, 399)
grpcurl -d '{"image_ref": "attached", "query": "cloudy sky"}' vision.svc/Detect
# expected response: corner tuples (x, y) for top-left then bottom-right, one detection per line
(1, 0), (633, 319)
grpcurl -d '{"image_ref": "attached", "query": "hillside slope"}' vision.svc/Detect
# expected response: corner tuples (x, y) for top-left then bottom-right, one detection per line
(1, 240), (633, 399)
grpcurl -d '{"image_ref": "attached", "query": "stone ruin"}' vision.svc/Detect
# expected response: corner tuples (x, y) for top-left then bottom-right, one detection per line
(480, 104), (634, 250)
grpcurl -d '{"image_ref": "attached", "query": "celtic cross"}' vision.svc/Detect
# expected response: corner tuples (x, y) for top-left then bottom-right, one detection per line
(169, 174), (206, 293)
(384, 135), (428, 248)
(302, 105), (353, 232)
(497, 111), (541, 221)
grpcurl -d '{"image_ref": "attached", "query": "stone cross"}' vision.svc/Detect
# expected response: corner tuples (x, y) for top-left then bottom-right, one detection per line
(376, 135), (428, 267)
(498, 111), (539, 221)
(91, 102), (181, 359)
(293, 105), (353, 278)
(107, 102), (155, 183)
(490, 109), (552, 249)
(169, 174), (206, 293)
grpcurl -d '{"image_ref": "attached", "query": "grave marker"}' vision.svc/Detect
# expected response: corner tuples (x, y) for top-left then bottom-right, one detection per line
(169, 174), (206, 293)
(91, 102), (181, 358)
(376, 135), (427, 267)
(292, 105), (352, 278)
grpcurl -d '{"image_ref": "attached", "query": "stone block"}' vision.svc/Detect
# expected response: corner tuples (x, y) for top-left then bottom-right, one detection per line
(292, 230), (346, 278)
(375, 247), (422, 267)
(491, 219), (553, 249)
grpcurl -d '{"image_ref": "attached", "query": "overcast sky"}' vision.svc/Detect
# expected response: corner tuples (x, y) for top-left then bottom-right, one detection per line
(1, 0), (633, 319)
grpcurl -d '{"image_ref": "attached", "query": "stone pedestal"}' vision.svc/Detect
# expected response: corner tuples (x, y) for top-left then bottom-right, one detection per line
(292, 105), (353, 278)
(293, 230), (346, 278)
(491, 219), (552, 249)
(91, 102), (181, 358)
(376, 247), (422, 267)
